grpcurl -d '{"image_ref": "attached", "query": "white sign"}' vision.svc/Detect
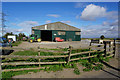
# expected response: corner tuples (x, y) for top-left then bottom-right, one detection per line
(8, 35), (16, 41)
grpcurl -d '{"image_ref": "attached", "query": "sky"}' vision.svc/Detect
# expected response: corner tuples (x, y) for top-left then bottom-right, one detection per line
(1, 2), (118, 38)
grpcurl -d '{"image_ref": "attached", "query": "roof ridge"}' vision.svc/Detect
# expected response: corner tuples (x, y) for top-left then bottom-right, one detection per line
(33, 21), (81, 31)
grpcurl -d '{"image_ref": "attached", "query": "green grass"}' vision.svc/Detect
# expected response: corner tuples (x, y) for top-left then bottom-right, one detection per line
(49, 48), (68, 51)
(11, 50), (57, 56)
(44, 64), (63, 72)
(2, 56), (110, 78)
(2, 65), (39, 69)
(2, 69), (44, 79)
(11, 41), (22, 46)
(40, 48), (68, 52)
(71, 49), (89, 54)
(93, 64), (103, 71)
(11, 48), (90, 56)
(2, 64), (75, 78)
(1, 48), (112, 78)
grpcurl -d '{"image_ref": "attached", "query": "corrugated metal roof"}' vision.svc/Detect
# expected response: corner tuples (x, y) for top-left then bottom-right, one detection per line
(32, 22), (81, 31)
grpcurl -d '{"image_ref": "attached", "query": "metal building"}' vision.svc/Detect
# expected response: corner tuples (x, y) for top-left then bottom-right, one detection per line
(32, 22), (81, 41)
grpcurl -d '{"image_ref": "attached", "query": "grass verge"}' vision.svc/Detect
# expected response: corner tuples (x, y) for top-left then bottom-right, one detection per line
(11, 41), (22, 46)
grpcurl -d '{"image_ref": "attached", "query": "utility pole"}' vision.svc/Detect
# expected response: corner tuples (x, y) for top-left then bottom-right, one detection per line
(1, 12), (7, 36)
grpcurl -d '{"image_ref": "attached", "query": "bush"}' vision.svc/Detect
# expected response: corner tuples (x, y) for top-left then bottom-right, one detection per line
(63, 63), (72, 68)
(89, 57), (99, 63)
(71, 63), (77, 68)
(74, 68), (80, 75)
(44, 65), (63, 72)
(82, 62), (92, 68)
(93, 64), (103, 71)
(83, 68), (92, 72)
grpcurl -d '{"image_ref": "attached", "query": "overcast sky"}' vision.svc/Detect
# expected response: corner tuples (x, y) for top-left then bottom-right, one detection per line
(2, 2), (118, 38)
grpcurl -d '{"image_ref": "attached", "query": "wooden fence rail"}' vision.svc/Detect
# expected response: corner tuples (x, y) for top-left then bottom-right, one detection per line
(1, 40), (116, 72)
(2, 47), (69, 54)
(1, 62), (67, 66)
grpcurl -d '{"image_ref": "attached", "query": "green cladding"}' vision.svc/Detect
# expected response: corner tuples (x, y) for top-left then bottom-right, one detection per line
(33, 29), (81, 41)
(33, 29), (41, 38)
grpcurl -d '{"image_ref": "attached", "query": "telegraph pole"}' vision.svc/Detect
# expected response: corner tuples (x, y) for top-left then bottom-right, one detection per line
(1, 12), (7, 36)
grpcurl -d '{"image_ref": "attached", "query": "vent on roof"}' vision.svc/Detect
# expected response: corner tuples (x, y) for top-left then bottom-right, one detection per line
(45, 25), (47, 30)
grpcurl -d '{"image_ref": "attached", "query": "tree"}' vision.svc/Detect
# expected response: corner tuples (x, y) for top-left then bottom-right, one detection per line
(3, 32), (14, 39)
(18, 33), (26, 40)
(100, 35), (105, 39)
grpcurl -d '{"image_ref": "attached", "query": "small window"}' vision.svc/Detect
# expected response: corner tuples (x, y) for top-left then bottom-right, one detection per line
(75, 32), (80, 35)
(58, 31), (66, 35)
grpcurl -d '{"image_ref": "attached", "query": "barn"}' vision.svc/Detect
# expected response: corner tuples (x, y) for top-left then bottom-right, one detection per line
(32, 22), (81, 41)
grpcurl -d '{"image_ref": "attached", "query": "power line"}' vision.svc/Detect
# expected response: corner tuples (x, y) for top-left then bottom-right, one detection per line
(1, 12), (7, 36)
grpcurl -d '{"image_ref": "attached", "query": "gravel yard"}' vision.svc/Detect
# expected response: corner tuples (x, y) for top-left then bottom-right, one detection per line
(13, 40), (93, 49)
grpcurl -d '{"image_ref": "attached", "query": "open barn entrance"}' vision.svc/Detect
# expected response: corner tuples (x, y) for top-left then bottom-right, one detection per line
(41, 30), (52, 41)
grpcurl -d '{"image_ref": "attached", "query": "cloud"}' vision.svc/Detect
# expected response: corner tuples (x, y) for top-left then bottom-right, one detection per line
(15, 29), (24, 32)
(7, 21), (39, 35)
(46, 20), (51, 23)
(5, 27), (23, 35)
(102, 21), (109, 26)
(17, 21), (39, 34)
(47, 14), (60, 18)
(80, 4), (106, 21)
(61, 21), (71, 23)
(82, 26), (118, 38)
(17, 21), (38, 27)
(107, 11), (118, 20)
(81, 20), (118, 38)
(79, 4), (118, 21)
(109, 20), (118, 26)
(102, 20), (118, 26)
(75, 2), (87, 8)
(11, 23), (17, 26)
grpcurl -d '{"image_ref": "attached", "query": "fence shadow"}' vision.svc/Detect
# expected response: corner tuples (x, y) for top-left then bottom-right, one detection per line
(101, 69), (120, 78)
(99, 59), (120, 72)
(2, 49), (14, 55)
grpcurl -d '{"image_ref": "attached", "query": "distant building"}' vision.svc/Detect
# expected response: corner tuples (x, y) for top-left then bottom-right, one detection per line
(7, 35), (16, 41)
(32, 22), (81, 41)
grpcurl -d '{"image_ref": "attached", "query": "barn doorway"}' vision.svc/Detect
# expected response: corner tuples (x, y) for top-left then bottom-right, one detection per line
(41, 30), (52, 41)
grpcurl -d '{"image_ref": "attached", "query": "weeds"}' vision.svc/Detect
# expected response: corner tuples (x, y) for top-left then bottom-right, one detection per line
(74, 68), (80, 75)
(44, 64), (63, 72)
(2, 69), (44, 78)
(2, 48), (112, 78)
(93, 64), (103, 71)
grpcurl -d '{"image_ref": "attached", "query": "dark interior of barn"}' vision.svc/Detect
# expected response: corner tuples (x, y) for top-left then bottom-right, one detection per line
(41, 30), (52, 41)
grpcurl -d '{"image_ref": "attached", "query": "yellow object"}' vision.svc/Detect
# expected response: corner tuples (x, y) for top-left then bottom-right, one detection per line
(37, 38), (41, 42)
(30, 40), (33, 43)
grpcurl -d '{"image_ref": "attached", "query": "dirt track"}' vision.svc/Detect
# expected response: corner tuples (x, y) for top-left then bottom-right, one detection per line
(13, 58), (119, 78)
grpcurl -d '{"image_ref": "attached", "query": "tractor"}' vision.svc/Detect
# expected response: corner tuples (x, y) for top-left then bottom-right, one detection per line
(29, 34), (41, 43)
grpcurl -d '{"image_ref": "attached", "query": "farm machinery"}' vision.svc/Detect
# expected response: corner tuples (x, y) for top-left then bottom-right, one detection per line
(29, 34), (41, 43)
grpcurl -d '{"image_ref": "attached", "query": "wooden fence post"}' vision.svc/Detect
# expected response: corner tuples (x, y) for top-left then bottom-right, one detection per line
(113, 39), (116, 58)
(89, 42), (91, 56)
(38, 46), (41, 67)
(67, 46), (72, 64)
(103, 41), (107, 57)
(109, 41), (111, 52)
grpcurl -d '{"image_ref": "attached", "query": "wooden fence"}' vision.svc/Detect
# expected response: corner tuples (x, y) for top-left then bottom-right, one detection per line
(0, 40), (116, 72)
